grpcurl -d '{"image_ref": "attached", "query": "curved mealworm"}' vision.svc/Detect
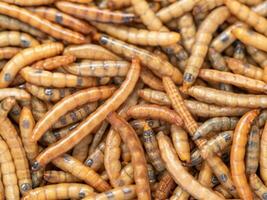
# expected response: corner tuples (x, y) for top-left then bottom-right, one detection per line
(260, 122), (267, 185)
(225, 0), (267, 37)
(0, 42), (63, 88)
(245, 124), (260, 175)
(0, 98), (32, 194)
(20, 67), (97, 88)
(0, 31), (39, 48)
(192, 117), (238, 140)
(22, 183), (94, 200)
(55, 1), (135, 24)
(231, 109), (259, 200)
(127, 104), (183, 127)
(52, 102), (98, 129)
(225, 57), (264, 81)
(95, 34), (183, 84)
(247, 46), (267, 68)
(84, 141), (105, 171)
(32, 86), (115, 141)
(0, 14), (46, 39)
(170, 186), (190, 200)
(72, 134), (92, 162)
(157, 132), (224, 200)
(63, 44), (121, 60)
(83, 185), (136, 200)
(52, 154), (111, 192)
(142, 122), (165, 172)
(64, 60), (130, 77)
(0, 2), (87, 44)
(31, 54), (76, 70)
(154, 171), (176, 200)
(171, 125), (190, 163)
(43, 170), (81, 183)
(0, 88), (30, 101)
(0, 47), (20, 60)
(156, 0), (199, 23)
(25, 83), (75, 102)
(249, 174), (267, 200)
(1, 0), (55, 6)
(107, 112), (151, 200)
(140, 68), (164, 91)
(28, 6), (96, 35)
(182, 7), (230, 91)
(19, 106), (38, 164)
(93, 22), (180, 46)
(33, 58), (140, 169)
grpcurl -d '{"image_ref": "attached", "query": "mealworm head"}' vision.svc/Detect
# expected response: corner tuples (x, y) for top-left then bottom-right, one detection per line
(99, 35), (109, 45)
(192, 132), (201, 140)
(55, 13), (63, 23)
(20, 183), (31, 192)
(183, 73), (194, 82)
(85, 159), (93, 167)
(31, 161), (41, 171)
(176, 50), (188, 60)
(79, 190), (86, 198)
(219, 174), (228, 183)
(4, 73), (11, 82)
(44, 88), (53, 96)
(21, 39), (30, 47)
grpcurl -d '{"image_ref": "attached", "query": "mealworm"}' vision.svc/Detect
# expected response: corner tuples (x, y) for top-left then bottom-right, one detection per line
(115, 163), (134, 187)
(225, 57), (264, 80)
(43, 170), (81, 183)
(232, 27), (267, 52)
(64, 44), (121, 60)
(156, 0), (199, 23)
(249, 174), (267, 200)
(55, 1), (135, 24)
(199, 130), (233, 159)
(140, 68), (164, 91)
(20, 67), (97, 88)
(154, 171), (176, 200)
(107, 112), (151, 200)
(0, 2), (87, 44)
(93, 22), (180, 46)
(0, 15), (46, 39)
(22, 183), (95, 200)
(31, 54), (76, 70)
(72, 134), (92, 162)
(0, 47), (20, 60)
(138, 88), (249, 117)
(231, 109), (259, 200)
(0, 0), (55, 6)
(192, 117), (238, 140)
(0, 42), (63, 88)
(208, 48), (230, 72)
(127, 104), (183, 127)
(25, 83), (75, 102)
(0, 98), (32, 194)
(142, 122), (165, 172)
(170, 186), (190, 200)
(83, 185), (136, 200)
(233, 41), (246, 61)
(33, 58), (140, 169)
(182, 6), (230, 91)
(32, 86), (114, 142)
(246, 124), (260, 175)
(0, 136), (19, 200)
(52, 154), (111, 192)
(28, 6), (96, 35)
(121, 143), (131, 163)
(9, 101), (22, 123)
(198, 161), (212, 188)
(257, 110), (267, 128)
(171, 125), (190, 163)
(177, 13), (196, 53)
(52, 102), (98, 129)
(130, 119), (160, 135)
(31, 96), (47, 121)
(95, 34), (183, 84)
(157, 132), (224, 200)
(107, 0), (131, 9)
(260, 122), (267, 185)
(225, 0), (267, 37)
(0, 88), (30, 101)
(85, 141), (105, 171)
(246, 46), (267, 68)
(19, 106), (38, 164)
(64, 60), (130, 77)
(0, 31), (39, 48)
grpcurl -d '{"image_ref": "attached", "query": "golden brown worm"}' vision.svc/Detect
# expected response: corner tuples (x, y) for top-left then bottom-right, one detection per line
(0, 47), (20, 60)
(43, 170), (81, 183)
(72, 134), (92, 162)
(0, 0), (56, 6)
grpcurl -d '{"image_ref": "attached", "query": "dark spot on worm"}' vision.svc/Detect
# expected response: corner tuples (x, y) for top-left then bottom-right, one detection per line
(105, 191), (114, 199)
(211, 175), (219, 185)
(220, 33), (229, 42)
(4, 73), (11, 82)
(177, 50), (188, 60)
(44, 88), (53, 96)
(183, 73), (194, 82)
(35, 69), (43, 74)
(143, 130), (154, 138)
(20, 183), (31, 192)
(11, 109), (19, 116)
(55, 13), (63, 23)
(85, 159), (93, 166)
(59, 117), (67, 126)
(59, 89), (65, 98)
(123, 187), (132, 194)
(63, 154), (70, 161)
(79, 191), (86, 198)
(22, 120), (30, 129)
(70, 111), (78, 121)
(164, 47), (174, 55)
(262, 193), (267, 200)
(219, 174), (227, 182)
(53, 131), (61, 140)
(99, 35), (109, 45)
(31, 161), (40, 171)
(123, 15), (134, 23)
(77, 77), (83, 87)
(224, 133), (231, 141)
(21, 39), (30, 47)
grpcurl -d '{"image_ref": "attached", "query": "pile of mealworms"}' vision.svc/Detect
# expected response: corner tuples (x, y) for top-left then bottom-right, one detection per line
(3, 0), (267, 199)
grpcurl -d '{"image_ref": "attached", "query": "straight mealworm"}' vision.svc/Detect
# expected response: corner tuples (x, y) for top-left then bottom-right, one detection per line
(182, 7), (230, 91)
(231, 109), (259, 200)
(0, 42), (63, 88)
(0, 47), (20, 60)
(107, 112), (151, 200)
(187, 85), (267, 108)
(64, 60), (130, 77)
(93, 22), (180, 46)
(32, 86), (115, 141)
(55, 1), (135, 24)
(95, 34), (183, 84)
(33, 58), (140, 169)
(0, 88), (30, 101)
(20, 67), (97, 88)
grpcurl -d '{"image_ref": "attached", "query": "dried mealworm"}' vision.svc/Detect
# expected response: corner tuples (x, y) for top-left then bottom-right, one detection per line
(154, 171), (176, 200)
(43, 170), (81, 183)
